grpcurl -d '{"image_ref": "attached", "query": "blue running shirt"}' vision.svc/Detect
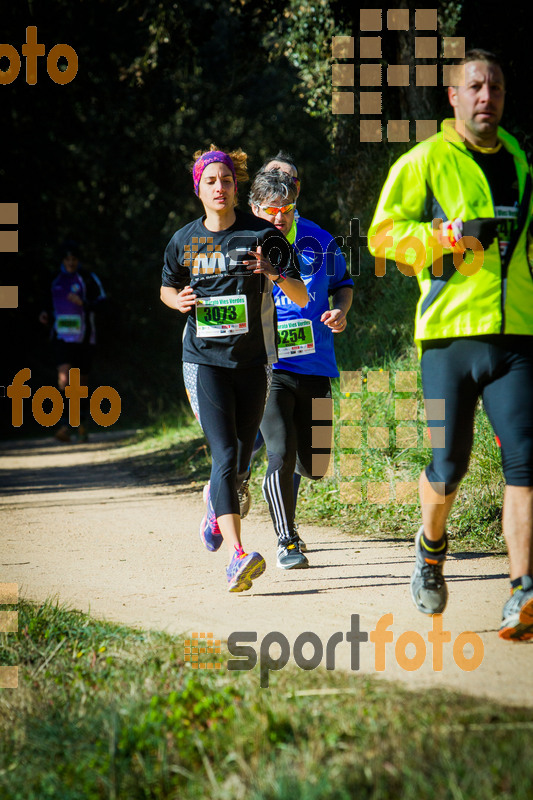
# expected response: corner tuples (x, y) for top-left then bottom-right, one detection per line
(273, 217), (353, 377)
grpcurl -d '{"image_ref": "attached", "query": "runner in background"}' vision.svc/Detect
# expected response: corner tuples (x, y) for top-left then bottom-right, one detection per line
(249, 164), (353, 569)
(160, 145), (307, 591)
(39, 239), (106, 442)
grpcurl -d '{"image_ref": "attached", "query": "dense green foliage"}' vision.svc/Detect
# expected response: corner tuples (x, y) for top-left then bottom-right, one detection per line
(2, 0), (531, 431)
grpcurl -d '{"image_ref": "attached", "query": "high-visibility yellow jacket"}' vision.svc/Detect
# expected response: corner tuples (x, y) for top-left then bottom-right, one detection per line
(368, 120), (533, 355)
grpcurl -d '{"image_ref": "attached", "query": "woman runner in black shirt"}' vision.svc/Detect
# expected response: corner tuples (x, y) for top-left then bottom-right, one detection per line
(161, 145), (307, 591)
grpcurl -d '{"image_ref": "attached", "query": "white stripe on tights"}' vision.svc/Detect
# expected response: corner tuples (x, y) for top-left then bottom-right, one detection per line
(265, 470), (290, 539)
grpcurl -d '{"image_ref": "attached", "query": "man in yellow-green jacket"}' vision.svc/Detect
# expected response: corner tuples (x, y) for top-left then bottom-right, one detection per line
(369, 49), (533, 641)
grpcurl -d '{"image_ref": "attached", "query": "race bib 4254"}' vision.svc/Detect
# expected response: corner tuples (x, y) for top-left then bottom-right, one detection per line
(277, 318), (315, 357)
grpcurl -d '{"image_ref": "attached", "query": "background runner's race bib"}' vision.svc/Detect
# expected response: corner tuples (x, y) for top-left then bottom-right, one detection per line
(277, 318), (315, 358)
(195, 295), (249, 338)
(55, 315), (82, 334)
(495, 204), (519, 258)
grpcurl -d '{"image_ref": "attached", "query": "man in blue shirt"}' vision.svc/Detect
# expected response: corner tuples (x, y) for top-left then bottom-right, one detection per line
(249, 159), (353, 568)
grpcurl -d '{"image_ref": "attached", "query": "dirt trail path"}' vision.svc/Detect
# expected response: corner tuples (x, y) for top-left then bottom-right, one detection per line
(1, 432), (531, 705)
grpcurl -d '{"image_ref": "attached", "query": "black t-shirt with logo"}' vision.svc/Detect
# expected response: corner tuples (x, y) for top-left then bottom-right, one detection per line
(161, 209), (303, 369)
(471, 146), (519, 259)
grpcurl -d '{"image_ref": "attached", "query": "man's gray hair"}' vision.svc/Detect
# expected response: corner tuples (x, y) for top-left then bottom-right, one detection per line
(249, 170), (297, 207)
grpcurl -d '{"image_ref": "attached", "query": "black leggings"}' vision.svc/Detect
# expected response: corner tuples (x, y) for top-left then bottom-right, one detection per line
(260, 369), (332, 540)
(183, 362), (269, 517)
(421, 336), (533, 494)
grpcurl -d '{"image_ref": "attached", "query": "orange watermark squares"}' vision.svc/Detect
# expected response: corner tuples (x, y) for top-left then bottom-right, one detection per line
(395, 370), (417, 392)
(387, 8), (409, 30)
(0, 667), (18, 689)
(0, 233), (18, 252)
(420, 479), (446, 504)
(0, 203), (18, 225)
(395, 481), (419, 504)
(387, 65), (409, 87)
(0, 583), (19, 689)
(183, 238), (199, 268)
(360, 119), (382, 142)
(424, 399), (445, 420)
(443, 64), (465, 87)
(366, 426), (389, 450)
(367, 427), (389, 449)
(331, 36), (354, 58)
(415, 37), (437, 59)
(0, 585), (18, 604)
(340, 454), (362, 477)
(360, 92), (382, 115)
(332, 64), (354, 86)
(312, 453), (334, 477)
(340, 370), (362, 394)
(312, 397), (333, 420)
(339, 399), (362, 421)
(448, 118), (466, 141)
(395, 398), (418, 421)
(396, 426), (418, 449)
(331, 34), (355, 114)
(360, 64), (382, 86)
(360, 8), (382, 30)
(367, 481), (390, 504)
(415, 8), (438, 30)
(0, 202), (18, 254)
(351, 7), (442, 147)
(0, 610), (18, 633)
(387, 120), (410, 142)
(416, 119), (438, 141)
(340, 481), (363, 504)
(367, 370), (389, 392)
(0, 287), (18, 308)
(185, 632), (221, 670)
(332, 92), (354, 115)
(416, 65), (438, 87)
(312, 425), (333, 449)
(360, 37), (382, 59)
(442, 36), (465, 59)
(340, 426), (362, 448)
(423, 426), (446, 449)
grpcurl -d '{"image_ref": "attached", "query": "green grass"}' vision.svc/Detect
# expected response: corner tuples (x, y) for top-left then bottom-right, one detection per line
(1, 600), (532, 799)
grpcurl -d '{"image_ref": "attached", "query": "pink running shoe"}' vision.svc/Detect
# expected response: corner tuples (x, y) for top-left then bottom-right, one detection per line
(199, 483), (223, 552)
(226, 544), (265, 592)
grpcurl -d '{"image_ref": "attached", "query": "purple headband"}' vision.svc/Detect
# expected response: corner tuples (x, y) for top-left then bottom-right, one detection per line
(192, 151), (237, 196)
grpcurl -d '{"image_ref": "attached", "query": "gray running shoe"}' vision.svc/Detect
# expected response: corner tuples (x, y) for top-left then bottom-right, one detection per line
(499, 576), (533, 641)
(277, 537), (309, 569)
(410, 526), (448, 614)
(293, 522), (306, 552)
(238, 480), (251, 518)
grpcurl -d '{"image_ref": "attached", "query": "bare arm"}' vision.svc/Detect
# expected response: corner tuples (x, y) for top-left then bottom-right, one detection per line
(321, 286), (353, 332)
(160, 285), (197, 313)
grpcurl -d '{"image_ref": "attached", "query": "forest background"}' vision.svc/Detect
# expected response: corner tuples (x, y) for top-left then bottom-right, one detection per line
(2, 0), (531, 433)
